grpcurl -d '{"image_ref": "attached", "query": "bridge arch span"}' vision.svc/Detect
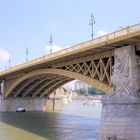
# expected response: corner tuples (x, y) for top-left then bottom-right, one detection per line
(5, 68), (111, 98)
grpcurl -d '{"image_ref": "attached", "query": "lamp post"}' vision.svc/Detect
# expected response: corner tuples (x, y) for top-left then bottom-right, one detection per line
(49, 35), (53, 54)
(8, 57), (11, 68)
(26, 47), (29, 62)
(89, 13), (96, 40)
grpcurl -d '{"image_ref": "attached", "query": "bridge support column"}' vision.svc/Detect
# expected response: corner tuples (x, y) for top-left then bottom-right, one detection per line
(99, 45), (140, 140)
(43, 98), (62, 112)
(68, 92), (72, 102)
(0, 97), (47, 112)
(0, 79), (5, 99)
(61, 94), (68, 105)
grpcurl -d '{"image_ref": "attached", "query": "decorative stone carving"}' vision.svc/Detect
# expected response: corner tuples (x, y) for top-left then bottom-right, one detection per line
(111, 49), (137, 96)
(102, 45), (140, 103)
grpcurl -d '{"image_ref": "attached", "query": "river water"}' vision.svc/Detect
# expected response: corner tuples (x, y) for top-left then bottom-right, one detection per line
(0, 100), (102, 140)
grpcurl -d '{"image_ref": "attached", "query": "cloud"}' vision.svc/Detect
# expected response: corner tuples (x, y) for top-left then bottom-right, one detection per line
(0, 48), (10, 62)
(97, 30), (108, 36)
(45, 44), (62, 54)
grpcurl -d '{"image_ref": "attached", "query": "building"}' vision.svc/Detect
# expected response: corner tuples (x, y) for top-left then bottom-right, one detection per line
(74, 80), (92, 91)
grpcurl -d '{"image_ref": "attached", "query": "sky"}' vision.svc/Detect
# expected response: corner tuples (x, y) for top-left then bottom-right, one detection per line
(0, 0), (140, 73)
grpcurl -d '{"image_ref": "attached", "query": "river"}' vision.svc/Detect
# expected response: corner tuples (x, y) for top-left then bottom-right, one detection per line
(0, 100), (102, 140)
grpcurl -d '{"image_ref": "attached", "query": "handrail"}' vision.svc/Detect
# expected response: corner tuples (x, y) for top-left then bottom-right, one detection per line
(1, 22), (140, 76)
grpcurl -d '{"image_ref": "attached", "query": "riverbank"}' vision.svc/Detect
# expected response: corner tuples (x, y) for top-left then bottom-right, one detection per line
(73, 95), (102, 101)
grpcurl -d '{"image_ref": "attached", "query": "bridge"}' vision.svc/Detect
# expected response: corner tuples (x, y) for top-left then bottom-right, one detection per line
(0, 23), (140, 98)
(0, 23), (140, 139)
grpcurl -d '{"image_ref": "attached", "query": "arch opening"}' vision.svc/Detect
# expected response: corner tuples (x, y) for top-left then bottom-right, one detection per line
(5, 69), (111, 98)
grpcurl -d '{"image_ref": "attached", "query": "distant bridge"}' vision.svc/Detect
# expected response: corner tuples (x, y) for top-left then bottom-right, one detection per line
(0, 23), (140, 98)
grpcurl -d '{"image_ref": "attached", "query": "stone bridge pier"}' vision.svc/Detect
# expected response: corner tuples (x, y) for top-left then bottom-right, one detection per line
(99, 45), (140, 140)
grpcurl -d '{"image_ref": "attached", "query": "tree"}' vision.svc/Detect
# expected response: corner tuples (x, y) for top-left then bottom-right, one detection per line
(88, 87), (96, 95)
(88, 86), (105, 95)
(77, 88), (87, 95)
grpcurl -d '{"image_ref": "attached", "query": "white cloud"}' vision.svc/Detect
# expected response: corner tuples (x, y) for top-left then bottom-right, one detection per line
(97, 30), (108, 36)
(45, 44), (62, 54)
(0, 48), (10, 62)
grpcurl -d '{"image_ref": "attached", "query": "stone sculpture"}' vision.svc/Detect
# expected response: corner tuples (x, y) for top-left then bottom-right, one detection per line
(104, 46), (140, 102)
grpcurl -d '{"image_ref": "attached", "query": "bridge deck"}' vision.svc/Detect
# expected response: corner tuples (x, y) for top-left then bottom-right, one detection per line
(1, 23), (140, 78)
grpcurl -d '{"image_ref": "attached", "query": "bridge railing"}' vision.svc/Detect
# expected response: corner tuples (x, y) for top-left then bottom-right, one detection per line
(1, 23), (140, 76)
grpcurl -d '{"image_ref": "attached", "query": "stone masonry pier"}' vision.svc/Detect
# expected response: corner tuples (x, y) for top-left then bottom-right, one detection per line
(99, 45), (140, 140)
(0, 97), (47, 112)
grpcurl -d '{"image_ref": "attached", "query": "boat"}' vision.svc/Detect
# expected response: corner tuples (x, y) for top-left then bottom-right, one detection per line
(83, 100), (101, 105)
(16, 107), (26, 112)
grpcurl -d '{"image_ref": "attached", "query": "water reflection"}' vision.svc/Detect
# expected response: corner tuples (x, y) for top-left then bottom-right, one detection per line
(0, 100), (101, 140)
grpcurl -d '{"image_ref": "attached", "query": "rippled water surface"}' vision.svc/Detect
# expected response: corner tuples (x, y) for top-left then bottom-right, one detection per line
(0, 100), (102, 140)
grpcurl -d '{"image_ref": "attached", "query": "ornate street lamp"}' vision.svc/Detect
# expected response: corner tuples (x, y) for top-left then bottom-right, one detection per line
(89, 13), (96, 40)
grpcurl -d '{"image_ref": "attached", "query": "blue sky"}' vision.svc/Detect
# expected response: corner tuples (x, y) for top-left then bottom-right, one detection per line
(0, 0), (140, 71)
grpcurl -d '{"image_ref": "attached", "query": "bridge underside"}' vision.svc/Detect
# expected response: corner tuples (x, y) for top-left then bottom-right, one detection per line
(3, 69), (111, 98)
(2, 51), (113, 98)
(5, 73), (73, 98)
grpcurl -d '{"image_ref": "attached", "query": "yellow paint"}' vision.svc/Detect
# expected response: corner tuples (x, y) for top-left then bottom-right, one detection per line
(0, 122), (49, 140)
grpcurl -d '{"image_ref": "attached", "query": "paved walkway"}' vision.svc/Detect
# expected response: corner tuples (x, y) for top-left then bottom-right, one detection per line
(0, 122), (49, 140)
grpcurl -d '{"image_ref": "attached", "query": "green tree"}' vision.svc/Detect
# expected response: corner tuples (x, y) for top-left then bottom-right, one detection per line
(77, 88), (87, 95)
(88, 87), (96, 95)
(88, 86), (105, 95)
